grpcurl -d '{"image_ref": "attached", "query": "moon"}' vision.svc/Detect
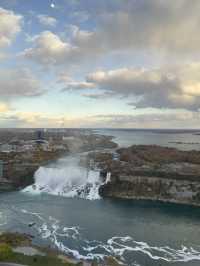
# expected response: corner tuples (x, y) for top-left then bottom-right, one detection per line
(50, 3), (55, 8)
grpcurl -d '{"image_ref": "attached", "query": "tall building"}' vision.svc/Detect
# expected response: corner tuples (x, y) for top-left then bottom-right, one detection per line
(36, 130), (44, 140)
(35, 130), (45, 144)
(0, 160), (3, 179)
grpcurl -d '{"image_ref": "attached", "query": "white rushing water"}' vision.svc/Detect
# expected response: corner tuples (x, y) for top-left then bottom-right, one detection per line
(12, 208), (200, 265)
(23, 155), (102, 200)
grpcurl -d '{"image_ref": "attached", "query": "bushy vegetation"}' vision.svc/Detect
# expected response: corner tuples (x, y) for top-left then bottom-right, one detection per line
(118, 145), (200, 165)
(0, 243), (13, 260)
(0, 232), (80, 266)
(1, 252), (78, 266)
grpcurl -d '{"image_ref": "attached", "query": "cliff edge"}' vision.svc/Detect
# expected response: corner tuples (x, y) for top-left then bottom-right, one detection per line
(95, 145), (200, 206)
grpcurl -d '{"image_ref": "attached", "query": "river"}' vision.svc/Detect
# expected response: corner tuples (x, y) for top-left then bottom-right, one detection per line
(1, 129), (200, 266)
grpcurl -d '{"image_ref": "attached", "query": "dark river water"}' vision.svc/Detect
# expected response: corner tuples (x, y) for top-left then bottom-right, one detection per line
(1, 129), (200, 266)
(1, 193), (200, 266)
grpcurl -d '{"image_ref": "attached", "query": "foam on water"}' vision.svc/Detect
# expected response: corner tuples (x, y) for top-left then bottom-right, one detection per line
(1, 205), (200, 265)
(23, 155), (101, 200)
(0, 211), (7, 226)
(17, 209), (200, 265)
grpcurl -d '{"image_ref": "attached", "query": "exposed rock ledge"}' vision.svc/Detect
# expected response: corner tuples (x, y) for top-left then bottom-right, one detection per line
(99, 176), (200, 206)
(94, 145), (200, 206)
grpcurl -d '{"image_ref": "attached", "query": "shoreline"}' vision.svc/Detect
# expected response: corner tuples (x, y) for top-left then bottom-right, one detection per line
(0, 232), (122, 266)
(101, 192), (200, 208)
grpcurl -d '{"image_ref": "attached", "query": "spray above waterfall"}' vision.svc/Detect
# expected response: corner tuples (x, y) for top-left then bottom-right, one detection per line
(23, 155), (103, 200)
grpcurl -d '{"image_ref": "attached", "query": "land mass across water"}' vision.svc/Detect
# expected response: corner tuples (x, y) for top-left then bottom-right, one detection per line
(88, 145), (200, 206)
(1, 128), (200, 207)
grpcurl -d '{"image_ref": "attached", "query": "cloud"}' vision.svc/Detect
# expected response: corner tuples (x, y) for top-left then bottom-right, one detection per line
(21, 0), (200, 66)
(89, 112), (198, 128)
(0, 68), (44, 99)
(70, 11), (89, 23)
(21, 26), (105, 66)
(0, 103), (10, 112)
(60, 64), (200, 111)
(91, 0), (200, 55)
(21, 111), (200, 128)
(0, 51), (8, 61)
(61, 81), (95, 91)
(0, 112), (88, 128)
(0, 108), (199, 128)
(21, 31), (76, 65)
(58, 73), (96, 90)
(37, 14), (57, 27)
(0, 7), (22, 48)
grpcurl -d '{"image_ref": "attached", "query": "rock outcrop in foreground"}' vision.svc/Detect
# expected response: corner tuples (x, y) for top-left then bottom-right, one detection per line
(95, 145), (200, 206)
(0, 232), (122, 266)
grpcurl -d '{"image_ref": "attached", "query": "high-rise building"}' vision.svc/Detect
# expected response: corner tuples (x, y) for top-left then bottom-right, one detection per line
(0, 160), (3, 179)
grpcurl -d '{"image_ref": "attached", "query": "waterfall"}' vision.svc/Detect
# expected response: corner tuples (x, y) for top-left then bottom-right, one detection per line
(23, 155), (102, 200)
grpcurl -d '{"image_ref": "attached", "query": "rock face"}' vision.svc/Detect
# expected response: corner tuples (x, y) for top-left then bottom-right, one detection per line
(0, 149), (66, 191)
(99, 175), (200, 206)
(97, 145), (200, 206)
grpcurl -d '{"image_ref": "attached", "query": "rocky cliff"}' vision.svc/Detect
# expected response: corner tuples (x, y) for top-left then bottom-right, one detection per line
(99, 175), (200, 206)
(0, 149), (66, 191)
(96, 145), (200, 206)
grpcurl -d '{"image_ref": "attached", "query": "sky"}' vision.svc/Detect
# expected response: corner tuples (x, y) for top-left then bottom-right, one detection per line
(0, 0), (200, 128)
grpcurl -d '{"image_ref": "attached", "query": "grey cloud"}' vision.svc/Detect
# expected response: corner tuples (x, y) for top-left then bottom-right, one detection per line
(84, 111), (200, 128)
(82, 93), (109, 99)
(66, 64), (200, 111)
(94, 0), (200, 54)
(0, 68), (44, 99)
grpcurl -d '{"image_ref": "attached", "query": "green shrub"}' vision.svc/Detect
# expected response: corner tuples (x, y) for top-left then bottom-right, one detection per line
(0, 243), (13, 260)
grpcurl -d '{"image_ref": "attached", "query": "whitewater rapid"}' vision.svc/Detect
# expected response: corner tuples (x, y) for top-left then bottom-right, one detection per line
(11, 208), (200, 265)
(23, 155), (102, 200)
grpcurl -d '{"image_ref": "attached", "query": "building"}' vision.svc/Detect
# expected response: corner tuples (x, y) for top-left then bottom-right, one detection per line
(35, 130), (45, 144)
(0, 160), (3, 179)
(0, 144), (13, 153)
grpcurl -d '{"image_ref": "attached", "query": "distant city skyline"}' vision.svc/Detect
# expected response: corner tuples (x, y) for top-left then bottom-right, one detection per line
(0, 0), (200, 128)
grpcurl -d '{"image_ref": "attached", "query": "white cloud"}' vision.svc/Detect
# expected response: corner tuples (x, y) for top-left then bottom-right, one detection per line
(21, 31), (76, 65)
(21, 26), (103, 66)
(37, 14), (57, 27)
(0, 102), (10, 112)
(0, 7), (22, 48)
